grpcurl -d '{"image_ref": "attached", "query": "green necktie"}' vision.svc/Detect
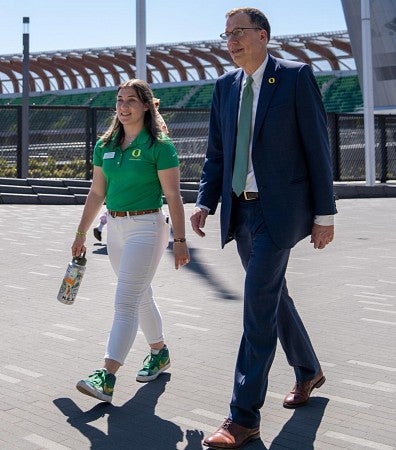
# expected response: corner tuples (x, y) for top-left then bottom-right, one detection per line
(232, 76), (253, 196)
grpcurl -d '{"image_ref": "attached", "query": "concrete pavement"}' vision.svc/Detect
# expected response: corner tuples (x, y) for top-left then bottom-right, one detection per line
(0, 198), (395, 449)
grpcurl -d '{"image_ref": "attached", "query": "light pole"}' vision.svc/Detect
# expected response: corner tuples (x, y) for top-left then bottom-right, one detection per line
(20, 16), (30, 178)
(136, 0), (147, 81)
(361, 0), (376, 186)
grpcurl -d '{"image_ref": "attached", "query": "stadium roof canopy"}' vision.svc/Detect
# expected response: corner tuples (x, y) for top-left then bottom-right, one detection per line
(0, 30), (354, 94)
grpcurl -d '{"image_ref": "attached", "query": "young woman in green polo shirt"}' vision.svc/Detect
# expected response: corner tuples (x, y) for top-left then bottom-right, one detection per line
(71, 79), (190, 402)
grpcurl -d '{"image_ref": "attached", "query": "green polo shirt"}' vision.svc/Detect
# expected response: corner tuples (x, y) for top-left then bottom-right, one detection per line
(93, 128), (179, 211)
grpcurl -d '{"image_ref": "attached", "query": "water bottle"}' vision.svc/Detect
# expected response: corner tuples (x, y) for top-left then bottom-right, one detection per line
(57, 252), (87, 305)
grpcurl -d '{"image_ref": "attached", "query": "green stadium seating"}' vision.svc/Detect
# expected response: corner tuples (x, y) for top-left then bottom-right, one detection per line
(0, 75), (363, 113)
(49, 92), (97, 106)
(185, 84), (215, 109)
(323, 76), (363, 113)
(89, 90), (117, 107)
(152, 86), (193, 108)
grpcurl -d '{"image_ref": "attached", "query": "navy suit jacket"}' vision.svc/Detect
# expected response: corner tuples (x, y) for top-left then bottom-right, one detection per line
(196, 54), (337, 249)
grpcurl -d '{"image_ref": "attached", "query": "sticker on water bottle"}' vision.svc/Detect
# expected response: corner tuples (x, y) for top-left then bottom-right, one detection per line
(57, 252), (87, 305)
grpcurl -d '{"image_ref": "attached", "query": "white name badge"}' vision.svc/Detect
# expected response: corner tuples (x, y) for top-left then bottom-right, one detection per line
(103, 152), (115, 159)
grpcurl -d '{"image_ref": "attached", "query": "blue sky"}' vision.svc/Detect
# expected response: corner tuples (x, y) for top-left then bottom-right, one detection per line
(1, 0), (347, 55)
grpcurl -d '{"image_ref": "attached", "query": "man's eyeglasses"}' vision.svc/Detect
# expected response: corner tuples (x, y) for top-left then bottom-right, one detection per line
(220, 27), (262, 41)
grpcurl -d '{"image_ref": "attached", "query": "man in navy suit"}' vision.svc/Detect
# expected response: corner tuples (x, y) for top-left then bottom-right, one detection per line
(190, 7), (337, 449)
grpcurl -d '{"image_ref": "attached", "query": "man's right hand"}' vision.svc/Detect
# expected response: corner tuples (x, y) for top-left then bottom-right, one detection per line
(190, 207), (209, 237)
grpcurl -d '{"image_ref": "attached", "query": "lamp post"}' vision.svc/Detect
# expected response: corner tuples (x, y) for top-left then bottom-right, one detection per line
(19, 17), (30, 178)
(136, 0), (147, 81)
(361, 0), (376, 186)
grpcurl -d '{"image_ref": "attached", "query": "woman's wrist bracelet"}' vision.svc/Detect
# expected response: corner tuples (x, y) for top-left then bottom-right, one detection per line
(173, 238), (186, 243)
(75, 230), (87, 237)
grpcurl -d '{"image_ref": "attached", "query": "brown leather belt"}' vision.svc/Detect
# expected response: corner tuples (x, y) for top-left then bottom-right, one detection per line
(239, 192), (259, 201)
(108, 208), (159, 218)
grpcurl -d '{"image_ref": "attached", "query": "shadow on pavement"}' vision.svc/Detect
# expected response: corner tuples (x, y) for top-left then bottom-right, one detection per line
(166, 243), (240, 301)
(268, 397), (329, 449)
(53, 373), (204, 450)
(92, 243), (108, 255)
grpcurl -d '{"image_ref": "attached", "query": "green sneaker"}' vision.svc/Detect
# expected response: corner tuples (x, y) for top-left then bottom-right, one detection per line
(136, 345), (171, 382)
(76, 369), (116, 402)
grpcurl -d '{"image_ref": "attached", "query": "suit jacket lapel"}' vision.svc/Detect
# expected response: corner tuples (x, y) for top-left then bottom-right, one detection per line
(228, 70), (244, 157)
(253, 55), (279, 145)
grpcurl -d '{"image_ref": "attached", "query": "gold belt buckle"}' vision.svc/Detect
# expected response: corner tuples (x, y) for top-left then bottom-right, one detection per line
(243, 192), (258, 200)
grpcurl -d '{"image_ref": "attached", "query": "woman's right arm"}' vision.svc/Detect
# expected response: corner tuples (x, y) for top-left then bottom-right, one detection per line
(71, 166), (106, 257)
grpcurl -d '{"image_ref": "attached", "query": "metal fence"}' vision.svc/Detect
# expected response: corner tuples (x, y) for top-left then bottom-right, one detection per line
(0, 105), (395, 182)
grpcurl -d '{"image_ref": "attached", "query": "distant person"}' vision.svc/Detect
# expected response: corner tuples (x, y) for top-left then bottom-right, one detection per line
(190, 7), (336, 449)
(93, 211), (107, 242)
(72, 78), (189, 403)
(92, 98), (169, 243)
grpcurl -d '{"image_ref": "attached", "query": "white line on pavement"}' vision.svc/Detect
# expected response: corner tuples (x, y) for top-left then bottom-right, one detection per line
(191, 409), (225, 422)
(358, 301), (393, 306)
(53, 323), (83, 331)
(361, 292), (394, 298)
(363, 307), (396, 314)
(171, 416), (214, 433)
(168, 311), (201, 318)
(5, 365), (42, 378)
(342, 379), (396, 392)
(0, 373), (20, 384)
(347, 360), (396, 372)
(43, 332), (76, 341)
(24, 434), (72, 450)
(361, 318), (396, 325)
(324, 431), (394, 450)
(4, 285), (26, 290)
(355, 294), (393, 301)
(346, 284), (375, 288)
(174, 323), (209, 332)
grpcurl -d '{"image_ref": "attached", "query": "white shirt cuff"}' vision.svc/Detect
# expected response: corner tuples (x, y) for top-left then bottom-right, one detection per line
(314, 215), (334, 226)
(195, 204), (210, 212)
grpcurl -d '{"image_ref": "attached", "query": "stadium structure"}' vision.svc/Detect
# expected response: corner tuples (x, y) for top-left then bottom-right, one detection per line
(0, 30), (363, 114)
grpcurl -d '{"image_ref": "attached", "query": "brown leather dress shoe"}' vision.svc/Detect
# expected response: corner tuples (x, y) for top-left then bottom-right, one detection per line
(203, 418), (260, 449)
(283, 370), (326, 408)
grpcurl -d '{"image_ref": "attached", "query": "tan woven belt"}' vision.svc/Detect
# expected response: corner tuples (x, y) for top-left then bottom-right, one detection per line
(108, 208), (159, 218)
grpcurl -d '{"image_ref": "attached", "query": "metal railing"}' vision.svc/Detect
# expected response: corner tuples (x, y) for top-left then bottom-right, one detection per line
(0, 105), (395, 182)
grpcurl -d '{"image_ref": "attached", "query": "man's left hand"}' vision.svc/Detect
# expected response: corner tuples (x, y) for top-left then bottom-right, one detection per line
(310, 224), (334, 249)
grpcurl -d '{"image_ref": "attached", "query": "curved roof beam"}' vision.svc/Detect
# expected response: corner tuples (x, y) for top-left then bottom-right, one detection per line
(0, 61), (20, 93)
(112, 52), (136, 79)
(36, 57), (65, 90)
(0, 31), (354, 94)
(150, 51), (187, 81)
(66, 55), (94, 87)
(52, 56), (79, 88)
(280, 43), (312, 66)
(207, 47), (235, 66)
(304, 42), (340, 70)
(8, 60), (35, 91)
(189, 48), (224, 77)
(82, 54), (121, 86)
(169, 49), (206, 79)
(99, 53), (134, 83)
(146, 55), (170, 83)
(75, 56), (106, 87)
(331, 38), (352, 55)
(27, 59), (51, 91)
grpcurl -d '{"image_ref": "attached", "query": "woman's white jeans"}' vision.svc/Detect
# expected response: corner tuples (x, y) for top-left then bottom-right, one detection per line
(105, 210), (170, 365)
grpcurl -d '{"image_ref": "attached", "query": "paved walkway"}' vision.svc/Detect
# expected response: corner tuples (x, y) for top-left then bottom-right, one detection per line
(0, 198), (395, 450)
